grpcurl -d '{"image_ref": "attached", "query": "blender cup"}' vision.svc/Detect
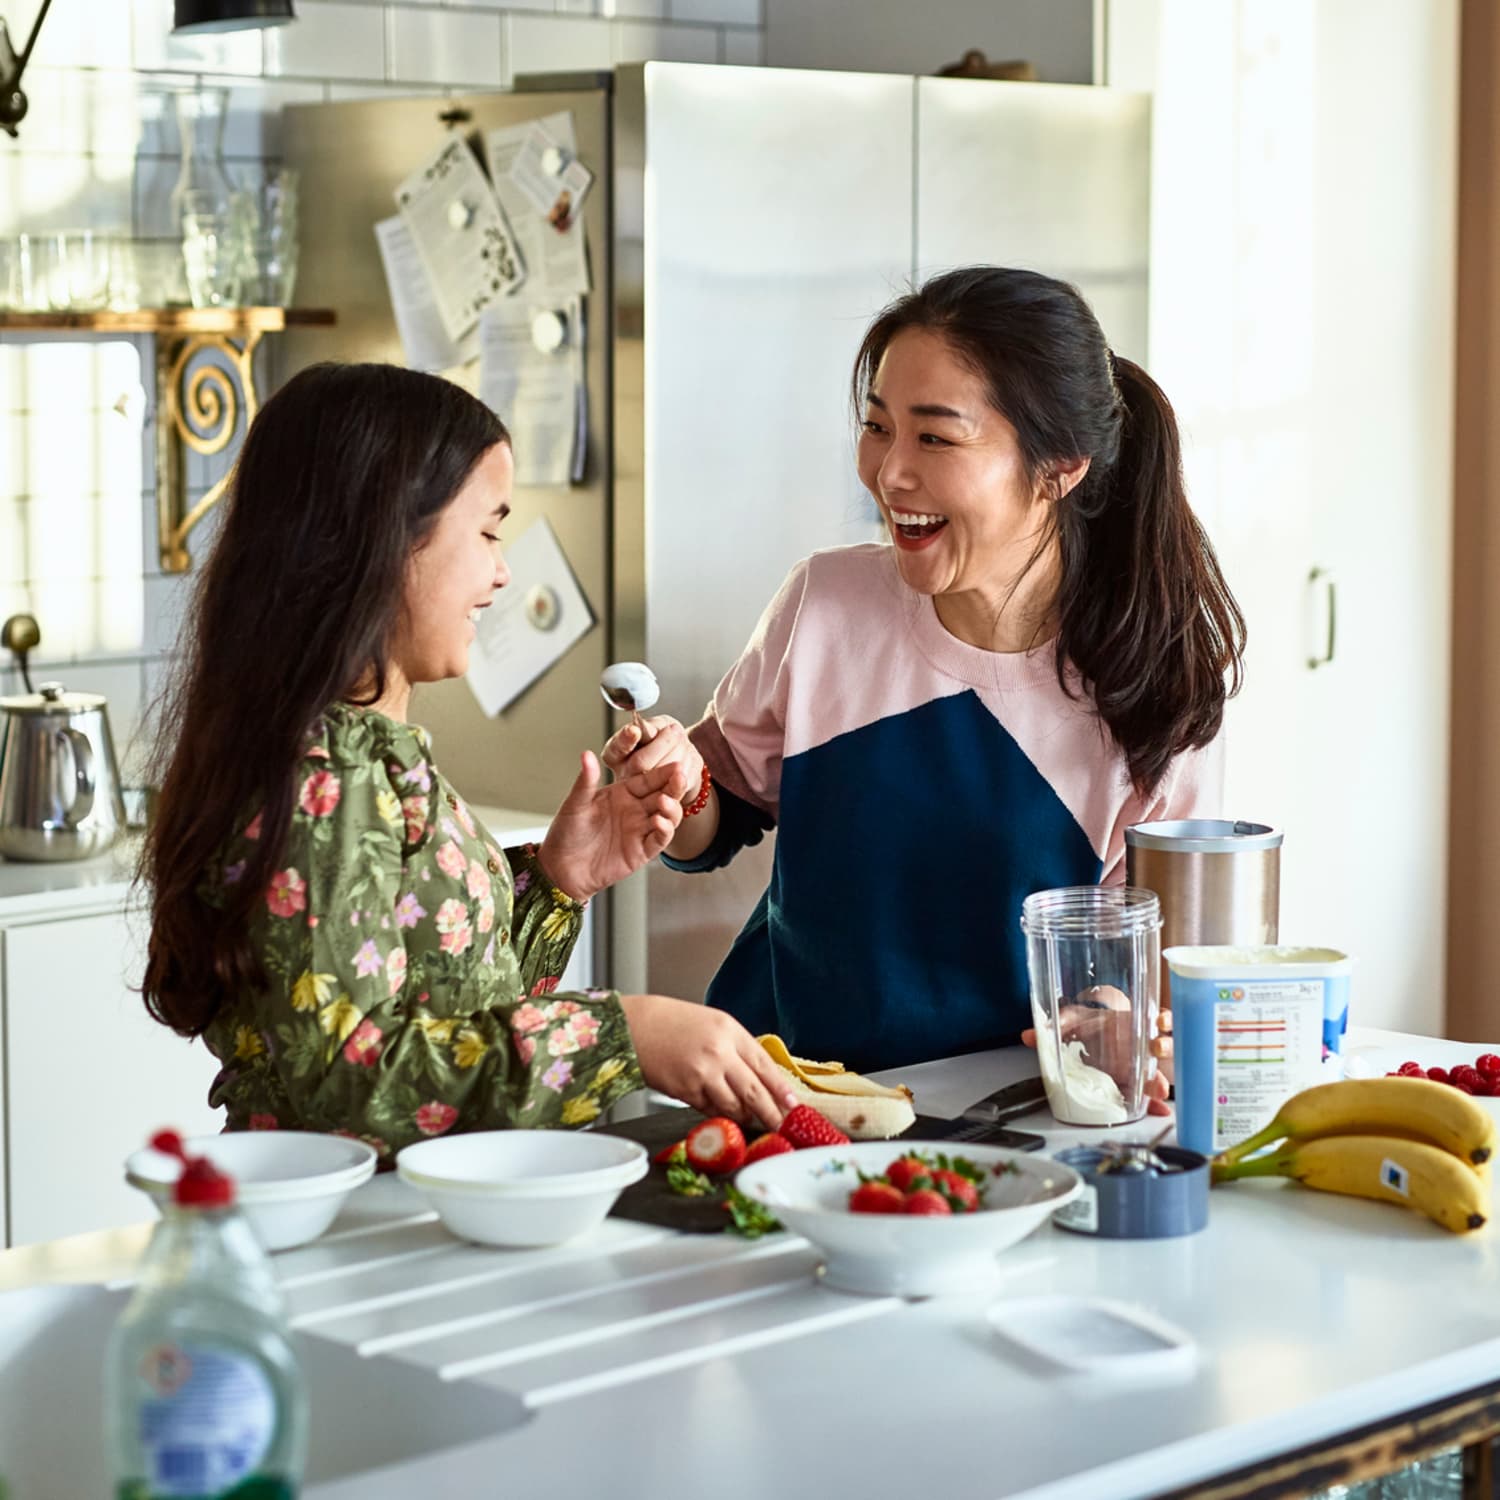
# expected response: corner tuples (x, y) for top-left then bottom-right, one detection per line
(1020, 887), (1162, 1126)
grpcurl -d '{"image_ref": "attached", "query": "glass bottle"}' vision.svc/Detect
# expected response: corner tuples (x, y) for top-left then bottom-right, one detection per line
(169, 88), (238, 227)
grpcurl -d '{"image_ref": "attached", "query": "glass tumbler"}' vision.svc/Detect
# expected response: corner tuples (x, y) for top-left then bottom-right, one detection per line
(181, 194), (245, 308)
(1020, 886), (1162, 1126)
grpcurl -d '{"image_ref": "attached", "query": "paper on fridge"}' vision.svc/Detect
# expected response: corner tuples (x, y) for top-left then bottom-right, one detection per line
(373, 216), (478, 372)
(465, 517), (594, 717)
(485, 111), (591, 300)
(394, 137), (526, 343)
(477, 295), (585, 487)
(507, 118), (594, 228)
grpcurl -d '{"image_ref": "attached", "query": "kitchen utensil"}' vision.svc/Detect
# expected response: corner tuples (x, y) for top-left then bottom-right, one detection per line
(600, 661), (659, 731)
(1051, 1144), (1209, 1239)
(1, 613), (39, 693)
(0, 680), (127, 861)
(125, 1132), (377, 1253)
(735, 1140), (1081, 1297)
(920, 1074), (1049, 1145)
(396, 1130), (648, 1248)
(1126, 820), (1283, 1005)
(1020, 887), (1162, 1127)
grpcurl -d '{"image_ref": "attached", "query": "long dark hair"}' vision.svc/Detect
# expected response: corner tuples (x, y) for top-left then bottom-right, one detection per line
(852, 266), (1245, 793)
(142, 362), (507, 1036)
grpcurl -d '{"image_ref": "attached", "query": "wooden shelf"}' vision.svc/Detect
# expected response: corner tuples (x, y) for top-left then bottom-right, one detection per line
(0, 307), (336, 334)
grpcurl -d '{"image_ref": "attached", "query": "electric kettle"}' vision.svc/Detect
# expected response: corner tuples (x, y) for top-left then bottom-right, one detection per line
(0, 681), (127, 861)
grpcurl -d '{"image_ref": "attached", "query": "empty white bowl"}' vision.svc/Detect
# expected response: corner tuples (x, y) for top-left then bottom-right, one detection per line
(395, 1130), (648, 1248)
(125, 1132), (378, 1252)
(735, 1141), (1083, 1297)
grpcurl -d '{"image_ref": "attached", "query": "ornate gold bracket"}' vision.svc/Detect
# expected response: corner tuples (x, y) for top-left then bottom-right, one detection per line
(154, 329), (261, 573)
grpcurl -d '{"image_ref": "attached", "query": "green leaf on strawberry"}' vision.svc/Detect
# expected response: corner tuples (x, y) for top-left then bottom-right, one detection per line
(723, 1185), (782, 1238)
(665, 1160), (714, 1197)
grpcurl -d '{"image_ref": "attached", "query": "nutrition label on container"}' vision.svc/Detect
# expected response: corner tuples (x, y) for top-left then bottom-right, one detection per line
(1212, 981), (1325, 1151)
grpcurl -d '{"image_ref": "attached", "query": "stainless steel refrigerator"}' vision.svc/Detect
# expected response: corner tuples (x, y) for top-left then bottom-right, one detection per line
(280, 62), (1150, 1002)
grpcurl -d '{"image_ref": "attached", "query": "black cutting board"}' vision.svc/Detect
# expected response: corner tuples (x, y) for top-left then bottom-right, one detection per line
(596, 1110), (1045, 1235)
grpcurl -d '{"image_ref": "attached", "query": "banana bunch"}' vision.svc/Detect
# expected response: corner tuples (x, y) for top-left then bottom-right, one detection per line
(1212, 1077), (1496, 1234)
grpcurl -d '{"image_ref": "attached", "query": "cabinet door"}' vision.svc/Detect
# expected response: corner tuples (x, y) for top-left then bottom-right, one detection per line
(4, 907), (223, 1246)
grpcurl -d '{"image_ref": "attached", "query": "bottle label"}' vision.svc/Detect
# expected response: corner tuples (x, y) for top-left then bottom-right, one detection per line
(135, 1343), (276, 1498)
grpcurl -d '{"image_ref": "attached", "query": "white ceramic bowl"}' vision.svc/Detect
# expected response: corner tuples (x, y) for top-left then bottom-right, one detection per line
(735, 1142), (1082, 1297)
(395, 1130), (648, 1248)
(125, 1132), (378, 1252)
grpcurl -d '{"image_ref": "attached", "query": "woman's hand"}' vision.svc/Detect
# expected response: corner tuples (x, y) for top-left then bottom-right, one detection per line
(619, 994), (798, 1132)
(537, 751), (685, 903)
(1021, 990), (1174, 1117)
(602, 715), (703, 806)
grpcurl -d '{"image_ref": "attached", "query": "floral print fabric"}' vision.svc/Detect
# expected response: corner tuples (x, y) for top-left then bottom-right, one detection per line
(203, 703), (643, 1159)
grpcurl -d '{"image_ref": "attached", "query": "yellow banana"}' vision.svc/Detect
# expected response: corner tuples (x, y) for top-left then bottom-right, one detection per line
(1216, 1078), (1495, 1169)
(757, 1034), (916, 1139)
(1213, 1133), (1489, 1233)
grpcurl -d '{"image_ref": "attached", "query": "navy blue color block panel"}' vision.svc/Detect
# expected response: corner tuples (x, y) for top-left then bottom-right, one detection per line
(705, 690), (1102, 1074)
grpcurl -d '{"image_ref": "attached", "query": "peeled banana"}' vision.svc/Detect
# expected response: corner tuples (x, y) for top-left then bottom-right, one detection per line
(1213, 1133), (1489, 1234)
(758, 1035), (916, 1139)
(1215, 1078), (1496, 1170)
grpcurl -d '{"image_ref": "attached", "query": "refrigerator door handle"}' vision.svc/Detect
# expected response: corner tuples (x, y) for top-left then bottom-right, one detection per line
(1306, 565), (1336, 669)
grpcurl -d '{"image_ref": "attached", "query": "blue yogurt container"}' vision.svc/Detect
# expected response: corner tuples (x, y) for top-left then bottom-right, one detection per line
(1166, 945), (1352, 1157)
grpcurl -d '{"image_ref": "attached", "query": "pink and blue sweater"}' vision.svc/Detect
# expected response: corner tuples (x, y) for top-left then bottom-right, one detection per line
(667, 542), (1217, 1073)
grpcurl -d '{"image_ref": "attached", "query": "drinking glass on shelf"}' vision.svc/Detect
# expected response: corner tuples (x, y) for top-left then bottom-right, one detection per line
(180, 192), (245, 308)
(237, 166), (299, 306)
(52, 229), (115, 310)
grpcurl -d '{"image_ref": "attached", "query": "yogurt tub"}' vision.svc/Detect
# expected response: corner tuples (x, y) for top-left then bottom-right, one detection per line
(1166, 945), (1352, 1157)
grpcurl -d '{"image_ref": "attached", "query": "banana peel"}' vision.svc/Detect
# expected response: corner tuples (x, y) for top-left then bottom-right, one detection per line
(759, 1034), (916, 1140)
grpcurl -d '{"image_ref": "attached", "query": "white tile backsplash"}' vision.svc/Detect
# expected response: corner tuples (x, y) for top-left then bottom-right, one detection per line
(722, 26), (763, 65)
(4, 0), (763, 696)
(506, 14), (614, 76)
(263, 2), (387, 81)
(388, 6), (505, 87)
(668, 0), (758, 24)
(612, 21), (717, 64)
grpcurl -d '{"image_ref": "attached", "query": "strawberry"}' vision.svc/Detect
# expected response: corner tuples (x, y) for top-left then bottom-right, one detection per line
(903, 1188), (952, 1215)
(778, 1104), (850, 1149)
(684, 1117), (747, 1175)
(885, 1155), (930, 1193)
(930, 1168), (979, 1212)
(848, 1181), (906, 1214)
(744, 1132), (795, 1165)
(652, 1138), (687, 1166)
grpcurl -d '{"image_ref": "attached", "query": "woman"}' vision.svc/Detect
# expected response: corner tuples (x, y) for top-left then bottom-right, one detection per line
(606, 267), (1246, 1077)
(142, 363), (793, 1158)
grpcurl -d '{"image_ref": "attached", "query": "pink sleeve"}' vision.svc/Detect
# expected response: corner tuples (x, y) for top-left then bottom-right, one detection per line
(1100, 735), (1225, 885)
(685, 560), (810, 821)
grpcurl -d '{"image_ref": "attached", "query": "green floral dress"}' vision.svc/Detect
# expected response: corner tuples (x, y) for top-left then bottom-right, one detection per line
(202, 704), (644, 1159)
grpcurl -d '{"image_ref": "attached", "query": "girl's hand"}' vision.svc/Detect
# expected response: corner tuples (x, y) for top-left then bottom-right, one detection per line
(619, 994), (798, 1131)
(537, 751), (684, 903)
(602, 715), (703, 806)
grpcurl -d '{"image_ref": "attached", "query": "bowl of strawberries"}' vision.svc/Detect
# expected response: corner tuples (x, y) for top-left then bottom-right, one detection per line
(735, 1138), (1083, 1297)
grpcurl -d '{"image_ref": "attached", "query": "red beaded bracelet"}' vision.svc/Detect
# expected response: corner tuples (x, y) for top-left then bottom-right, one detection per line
(683, 765), (713, 817)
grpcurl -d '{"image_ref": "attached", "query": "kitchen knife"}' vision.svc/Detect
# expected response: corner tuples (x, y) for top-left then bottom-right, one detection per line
(913, 1074), (1049, 1151)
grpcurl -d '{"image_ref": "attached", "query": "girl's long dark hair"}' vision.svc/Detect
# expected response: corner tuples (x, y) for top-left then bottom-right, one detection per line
(852, 266), (1245, 793)
(142, 362), (506, 1036)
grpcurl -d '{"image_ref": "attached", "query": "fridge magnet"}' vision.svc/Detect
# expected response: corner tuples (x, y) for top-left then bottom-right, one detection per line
(526, 583), (561, 631)
(395, 136), (527, 343)
(507, 121), (594, 232)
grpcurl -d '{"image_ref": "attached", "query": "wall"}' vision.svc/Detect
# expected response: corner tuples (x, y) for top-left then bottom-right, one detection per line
(0, 0), (766, 781)
(763, 0), (1094, 82)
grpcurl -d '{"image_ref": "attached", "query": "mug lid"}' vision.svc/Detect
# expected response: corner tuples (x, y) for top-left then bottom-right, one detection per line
(0, 680), (107, 715)
(1125, 819), (1282, 853)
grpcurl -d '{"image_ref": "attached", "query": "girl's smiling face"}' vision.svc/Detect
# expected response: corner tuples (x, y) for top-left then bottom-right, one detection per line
(394, 441), (513, 686)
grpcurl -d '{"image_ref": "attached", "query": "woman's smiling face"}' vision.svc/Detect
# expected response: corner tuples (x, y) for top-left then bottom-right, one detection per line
(856, 327), (1058, 614)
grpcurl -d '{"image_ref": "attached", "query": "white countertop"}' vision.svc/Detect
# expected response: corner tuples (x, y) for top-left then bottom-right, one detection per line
(4, 1027), (1499, 1498)
(0, 804), (552, 924)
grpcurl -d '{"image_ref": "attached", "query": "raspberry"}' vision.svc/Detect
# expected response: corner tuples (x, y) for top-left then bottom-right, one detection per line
(1426, 1066), (1450, 1085)
(1453, 1078), (1478, 1095)
(1478, 1054), (1500, 1076)
(1398, 1062), (1425, 1077)
(1453, 1065), (1483, 1089)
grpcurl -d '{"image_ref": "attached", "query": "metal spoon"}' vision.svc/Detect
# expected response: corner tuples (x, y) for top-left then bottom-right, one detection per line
(599, 661), (660, 732)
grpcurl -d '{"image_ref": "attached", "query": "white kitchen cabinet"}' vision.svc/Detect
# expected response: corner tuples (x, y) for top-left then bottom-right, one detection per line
(1105, 0), (1458, 1033)
(1, 903), (222, 1247)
